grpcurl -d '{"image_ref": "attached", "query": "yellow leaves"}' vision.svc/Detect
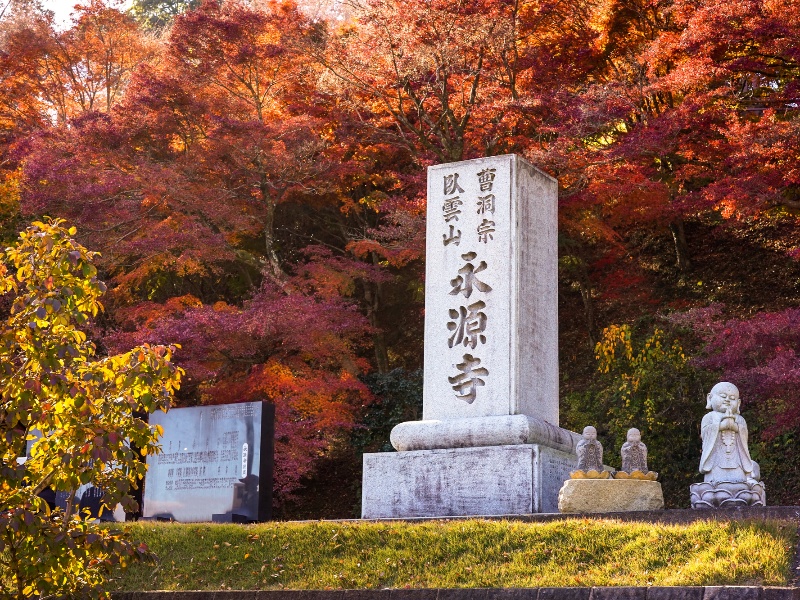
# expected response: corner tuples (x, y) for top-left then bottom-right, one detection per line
(595, 323), (634, 374)
(596, 323), (686, 377)
(0, 168), (21, 216)
(0, 219), (182, 595)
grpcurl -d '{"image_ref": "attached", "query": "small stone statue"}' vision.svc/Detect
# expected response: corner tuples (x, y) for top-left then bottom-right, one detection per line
(571, 426), (611, 479)
(690, 382), (766, 508)
(615, 428), (657, 480)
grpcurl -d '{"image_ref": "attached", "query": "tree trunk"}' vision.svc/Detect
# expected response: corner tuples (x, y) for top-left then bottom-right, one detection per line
(260, 171), (284, 281)
(669, 220), (691, 273)
(364, 254), (390, 373)
(372, 329), (390, 374)
(579, 276), (596, 349)
(63, 489), (77, 523)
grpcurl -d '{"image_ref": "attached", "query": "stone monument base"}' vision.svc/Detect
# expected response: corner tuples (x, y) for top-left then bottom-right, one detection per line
(390, 415), (580, 453)
(557, 479), (665, 513)
(361, 444), (575, 519)
(690, 481), (766, 508)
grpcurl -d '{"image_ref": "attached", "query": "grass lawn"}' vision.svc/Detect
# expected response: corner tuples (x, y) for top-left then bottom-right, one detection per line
(109, 518), (797, 591)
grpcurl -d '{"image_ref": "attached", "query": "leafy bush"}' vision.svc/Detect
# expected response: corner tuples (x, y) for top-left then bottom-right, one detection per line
(0, 220), (182, 599)
(562, 323), (713, 507)
(354, 369), (423, 453)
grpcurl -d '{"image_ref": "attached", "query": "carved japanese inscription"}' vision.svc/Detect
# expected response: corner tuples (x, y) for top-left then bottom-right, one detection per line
(449, 252), (492, 297)
(424, 155), (559, 424)
(436, 166), (503, 407)
(448, 354), (488, 404)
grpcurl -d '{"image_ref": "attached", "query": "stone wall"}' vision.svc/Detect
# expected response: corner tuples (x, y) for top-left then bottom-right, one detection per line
(113, 586), (799, 600)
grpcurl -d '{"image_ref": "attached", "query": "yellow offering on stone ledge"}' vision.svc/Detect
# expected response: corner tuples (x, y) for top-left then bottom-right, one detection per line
(570, 469), (613, 479)
(614, 470), (658, 481)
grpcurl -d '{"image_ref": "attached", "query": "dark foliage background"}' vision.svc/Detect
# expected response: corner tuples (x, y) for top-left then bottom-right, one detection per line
(1, 0), (799, 513)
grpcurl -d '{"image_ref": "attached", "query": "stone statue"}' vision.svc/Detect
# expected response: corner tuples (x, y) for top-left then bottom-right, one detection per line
(570, 426), (611, 479)
(690, 382), (765, 508)
(559, 425), (666, 513)
(615, 428), (657, 480)
(699, 382), (756, 483)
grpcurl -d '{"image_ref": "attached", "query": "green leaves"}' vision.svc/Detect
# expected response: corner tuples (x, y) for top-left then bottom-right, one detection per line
(563, 322), (712, 507)
(0, 219), (182, 600)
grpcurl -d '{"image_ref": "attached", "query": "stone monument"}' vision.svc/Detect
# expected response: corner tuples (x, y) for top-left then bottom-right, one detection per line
(690, 382), (766, 508)
(361, 155), (583, 519)
(558, 426), (664, 513)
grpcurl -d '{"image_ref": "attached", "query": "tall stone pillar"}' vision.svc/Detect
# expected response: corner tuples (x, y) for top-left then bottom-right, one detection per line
(361, 155), (579, 518)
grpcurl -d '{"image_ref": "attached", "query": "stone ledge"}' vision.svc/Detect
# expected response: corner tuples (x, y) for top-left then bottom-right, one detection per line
(558, 479), (665, 513)
(349, 505), (800, 525)
(389, 416), (580, 454)
(111, 588), (799, 600)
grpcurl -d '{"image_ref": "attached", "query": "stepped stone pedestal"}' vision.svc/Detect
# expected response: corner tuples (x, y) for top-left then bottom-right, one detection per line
(361, 155), (578, 519)
(363, 444), (576, 519)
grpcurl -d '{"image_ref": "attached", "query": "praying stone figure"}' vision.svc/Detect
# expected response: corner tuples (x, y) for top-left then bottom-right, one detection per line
(615, 428), (657, 480)
(570, 426), (611, 479)
(689, 382), (766, 508)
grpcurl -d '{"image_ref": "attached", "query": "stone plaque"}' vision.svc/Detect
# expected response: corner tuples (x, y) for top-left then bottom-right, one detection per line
(424, 155), (558, 423)
(143, 401), (274, 522)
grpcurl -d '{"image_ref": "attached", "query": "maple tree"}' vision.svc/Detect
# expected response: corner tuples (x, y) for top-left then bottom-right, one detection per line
(165, 0), (335, 282)
(19, 0), (352, 291)
(104, 270), (375, 500)
(0, 2), (50, 138)
(0, 1), (156, 125)
(1, 0), (799, 512)
(544, 0), (800, 257)
(670, 305), (800, 437)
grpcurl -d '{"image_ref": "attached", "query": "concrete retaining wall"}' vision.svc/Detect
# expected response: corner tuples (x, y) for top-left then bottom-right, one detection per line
(355, 505), (800, 525)
(113, 587), (799, 600)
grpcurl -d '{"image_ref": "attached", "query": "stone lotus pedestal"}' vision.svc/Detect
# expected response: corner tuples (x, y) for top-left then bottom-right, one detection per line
(690, 481), (766, 508)
(557, 479), (665, 513)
